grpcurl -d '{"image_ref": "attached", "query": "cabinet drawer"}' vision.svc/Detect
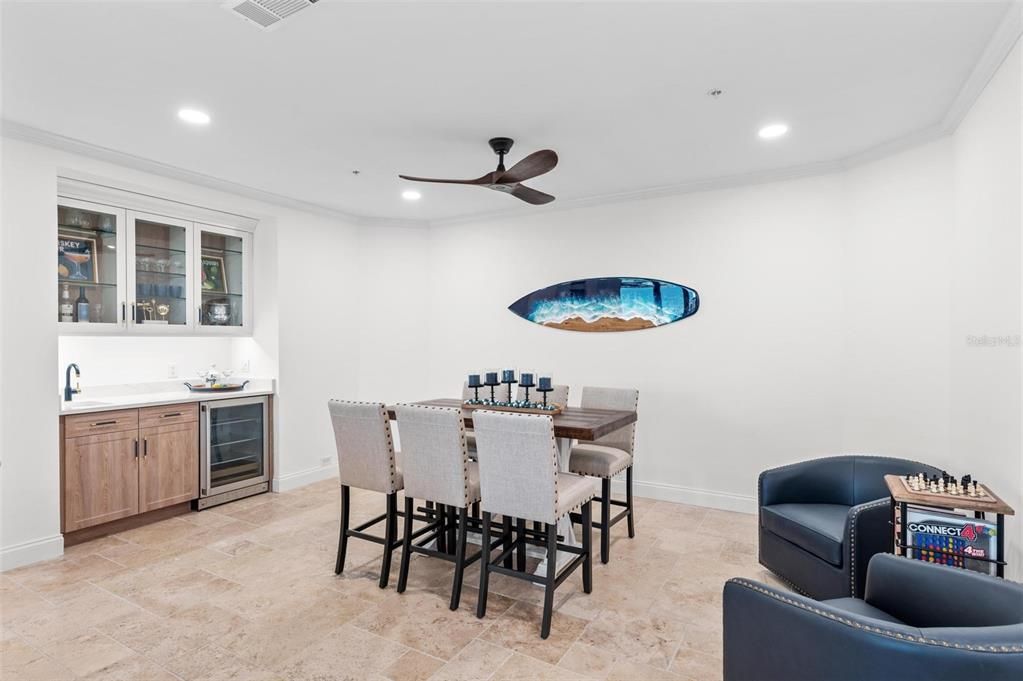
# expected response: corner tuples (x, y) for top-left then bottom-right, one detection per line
(140, 403), (198, 428)
(65, 409), (139, 438)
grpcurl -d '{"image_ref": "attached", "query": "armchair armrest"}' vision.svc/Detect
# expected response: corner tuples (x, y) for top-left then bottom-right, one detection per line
(846, 498), (892, 598)
(723, 578), (1023, 681)
(865, 553), (1023, 628)
(759, 457), (855, 508)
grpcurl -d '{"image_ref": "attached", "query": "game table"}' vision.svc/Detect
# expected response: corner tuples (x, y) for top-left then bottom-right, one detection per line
(885, 474), (1014, 577)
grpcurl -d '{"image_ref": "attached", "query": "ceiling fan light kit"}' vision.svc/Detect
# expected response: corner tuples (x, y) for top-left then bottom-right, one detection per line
(399, 137), (559, 205)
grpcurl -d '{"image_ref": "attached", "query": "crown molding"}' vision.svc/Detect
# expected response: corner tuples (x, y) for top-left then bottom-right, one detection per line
(4, 3), (1020, 229)
(942, 1), (1022, 133)
(1, 119), (367, 225)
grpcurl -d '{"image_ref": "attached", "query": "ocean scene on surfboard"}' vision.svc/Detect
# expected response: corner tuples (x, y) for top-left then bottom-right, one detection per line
(508, 277), (700, 332)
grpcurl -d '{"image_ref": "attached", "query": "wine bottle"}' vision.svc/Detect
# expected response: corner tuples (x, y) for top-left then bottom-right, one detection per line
(75, 287), (90, 323)
(60, 284), (73, 322)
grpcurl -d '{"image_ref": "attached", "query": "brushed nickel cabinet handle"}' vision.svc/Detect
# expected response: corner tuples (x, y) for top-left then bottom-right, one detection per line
(133, 440), (139, 458)
(143, 438), (148, 457)
(160, 412), (183, 418)
(91, 420), (117, 427)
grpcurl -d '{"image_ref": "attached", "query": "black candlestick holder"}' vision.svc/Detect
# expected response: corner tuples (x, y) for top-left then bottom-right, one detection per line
(502, 377), (518, 402)
(536, 385), (553, 408)
(484, 375), (500, 402)
(519, 379), (535, 403)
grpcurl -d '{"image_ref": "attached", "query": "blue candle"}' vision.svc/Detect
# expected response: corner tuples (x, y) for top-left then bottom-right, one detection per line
(520, 372), (534, 387)
(468, 374), (481, 388)
(538, 376), (552, 390)
(485, 372), (499, 386)
(502, 369), (516, 383)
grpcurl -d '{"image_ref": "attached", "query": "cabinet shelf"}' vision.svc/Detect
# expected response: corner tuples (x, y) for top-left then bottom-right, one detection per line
(60, 279), (118, 289)
(136, 243), (186, 256)
(59, 223), (117, 236)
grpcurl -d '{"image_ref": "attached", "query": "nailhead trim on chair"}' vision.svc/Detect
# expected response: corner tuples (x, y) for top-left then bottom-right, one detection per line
(729, 579), (1023, 653)
(848, 498), (890, 596)
(570, 388), (639, 479)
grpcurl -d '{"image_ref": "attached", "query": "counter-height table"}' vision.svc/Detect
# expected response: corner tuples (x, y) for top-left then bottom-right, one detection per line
(387, 398), (638, 571)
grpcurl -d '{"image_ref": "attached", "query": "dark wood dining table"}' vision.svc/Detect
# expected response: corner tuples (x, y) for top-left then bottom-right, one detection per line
(386, 398), (638, 572)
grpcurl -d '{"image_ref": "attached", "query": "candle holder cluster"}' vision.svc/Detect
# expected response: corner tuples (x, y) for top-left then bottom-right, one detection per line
(464, 369), (562, 414)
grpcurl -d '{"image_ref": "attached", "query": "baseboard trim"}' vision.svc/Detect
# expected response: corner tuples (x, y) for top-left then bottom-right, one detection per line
(611, 478), (756, 514)
(0, 534), (64, 572)
(273, 464), (337, 493)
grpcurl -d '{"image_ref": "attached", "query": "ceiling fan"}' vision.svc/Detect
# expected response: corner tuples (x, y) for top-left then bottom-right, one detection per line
(399, 138), (558, 205)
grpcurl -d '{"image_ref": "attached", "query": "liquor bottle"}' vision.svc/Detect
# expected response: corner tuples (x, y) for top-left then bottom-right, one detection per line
(60, 284), (73, 322)
(75, 287), (90, 323)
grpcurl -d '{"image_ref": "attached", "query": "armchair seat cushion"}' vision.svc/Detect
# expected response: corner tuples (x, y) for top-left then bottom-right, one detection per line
(761, 503), (848, 567)
(822, 597), (905, 625)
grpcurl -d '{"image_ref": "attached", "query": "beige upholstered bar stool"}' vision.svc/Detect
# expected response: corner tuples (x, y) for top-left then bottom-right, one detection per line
(327, 400), (404, 588)
(472, 410), (597, 639)
(569, 387), (639, 564)
(394, 404), (486, 610)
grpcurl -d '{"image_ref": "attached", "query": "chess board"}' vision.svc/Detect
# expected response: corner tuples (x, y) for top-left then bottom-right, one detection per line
(897, 477), (999, 505)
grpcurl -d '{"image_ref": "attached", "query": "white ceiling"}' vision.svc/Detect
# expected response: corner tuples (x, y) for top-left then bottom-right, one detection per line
(1, 1), (1015, 222)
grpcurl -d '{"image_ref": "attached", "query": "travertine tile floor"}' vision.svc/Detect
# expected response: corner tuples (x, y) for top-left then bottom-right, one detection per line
(1, 481), (789, 680)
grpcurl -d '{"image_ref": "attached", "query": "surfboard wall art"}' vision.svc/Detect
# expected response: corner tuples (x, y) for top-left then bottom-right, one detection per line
(508, 277), (700, 332)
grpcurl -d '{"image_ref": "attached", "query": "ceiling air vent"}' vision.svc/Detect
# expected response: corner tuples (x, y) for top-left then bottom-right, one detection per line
(225, 0), (319, 31)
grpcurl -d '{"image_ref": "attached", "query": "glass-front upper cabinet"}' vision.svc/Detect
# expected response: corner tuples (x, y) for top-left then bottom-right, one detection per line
(57, 198), (126, 329)
(196, 224), (249, 329)
(128, 212), (193, 328)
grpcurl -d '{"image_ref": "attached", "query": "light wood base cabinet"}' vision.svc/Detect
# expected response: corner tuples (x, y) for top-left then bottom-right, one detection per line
(61, 403), (199, 533)
(140, 421), (199, 512)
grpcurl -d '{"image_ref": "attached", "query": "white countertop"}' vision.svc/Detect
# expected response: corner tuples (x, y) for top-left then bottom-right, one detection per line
(59, 378), (275, 415)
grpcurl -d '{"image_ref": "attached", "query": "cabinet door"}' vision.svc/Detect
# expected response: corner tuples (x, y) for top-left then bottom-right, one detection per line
(195, 224), (250, 331)
(140, 421), (199, 512)
(64, 431), (139, 532)
(127, 212), (194, 329)
(57, 197), (127, 331)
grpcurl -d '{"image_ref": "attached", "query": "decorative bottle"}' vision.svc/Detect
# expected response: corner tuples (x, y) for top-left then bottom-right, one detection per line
(60, 284), (73, 322)
(75, 286), (90, 323)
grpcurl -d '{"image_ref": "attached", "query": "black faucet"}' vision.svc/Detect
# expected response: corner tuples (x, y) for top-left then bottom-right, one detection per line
(64, 363), (81, 402)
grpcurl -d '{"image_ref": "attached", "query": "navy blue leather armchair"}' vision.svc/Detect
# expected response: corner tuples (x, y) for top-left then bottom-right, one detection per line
(724, 554), (1023, 681)
(759, 455), (941, 599)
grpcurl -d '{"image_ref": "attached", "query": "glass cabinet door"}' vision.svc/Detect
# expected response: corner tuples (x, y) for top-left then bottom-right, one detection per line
(57, 198), (124, 326)
(196, 225), (246, 328)
(128, 213), (192, 327)
(207, 400), (267, 493)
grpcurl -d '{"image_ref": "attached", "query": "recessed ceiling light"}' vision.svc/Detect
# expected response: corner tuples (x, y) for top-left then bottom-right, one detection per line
(402, 190), (422, 201)
(758, 123), (789, 140)
(178, 108), (211, 125)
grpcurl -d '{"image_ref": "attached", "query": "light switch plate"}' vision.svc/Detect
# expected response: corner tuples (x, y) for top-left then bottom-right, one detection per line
(168, 363), (177, 378)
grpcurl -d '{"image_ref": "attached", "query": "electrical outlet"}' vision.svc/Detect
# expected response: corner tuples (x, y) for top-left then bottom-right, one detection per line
(241, 359), (251, 373)
(168, 363), (178, 378)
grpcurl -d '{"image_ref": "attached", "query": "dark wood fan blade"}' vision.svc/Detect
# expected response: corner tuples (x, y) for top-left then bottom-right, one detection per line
(398, 172), (494, 185)
(498, 150), (558, 183)
(508, 184), (556, 205)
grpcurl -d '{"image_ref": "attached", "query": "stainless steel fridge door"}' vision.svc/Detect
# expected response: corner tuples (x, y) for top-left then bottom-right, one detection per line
(200, 396), (269, 498)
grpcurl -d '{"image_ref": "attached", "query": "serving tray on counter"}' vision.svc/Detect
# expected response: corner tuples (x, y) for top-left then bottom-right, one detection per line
(184, 380), (250, 393)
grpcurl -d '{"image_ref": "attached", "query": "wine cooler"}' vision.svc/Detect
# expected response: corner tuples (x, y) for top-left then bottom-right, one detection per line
(198, 396), (270, 509)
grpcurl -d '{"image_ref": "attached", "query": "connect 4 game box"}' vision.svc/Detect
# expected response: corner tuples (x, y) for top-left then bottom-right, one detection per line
(906, 507), (998, 575)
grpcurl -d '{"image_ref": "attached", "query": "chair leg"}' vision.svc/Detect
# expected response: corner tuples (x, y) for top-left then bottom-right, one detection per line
(380, 492), (397, 589)
(540, 522), (557, 639)
(335, 484), (350, 575)
(626, 466), (635, 538)
(502, 516), (513, 569)
(581, 500), (593, 593)
(436, 503), (448, 553)
(447, 505), (457, 554)
(477, 511), (492, 619)
(450, 507), (468, 611)
(601, 478), (611, 564)
(516, 518), (527, 572)
(397, 496), (414, 593)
